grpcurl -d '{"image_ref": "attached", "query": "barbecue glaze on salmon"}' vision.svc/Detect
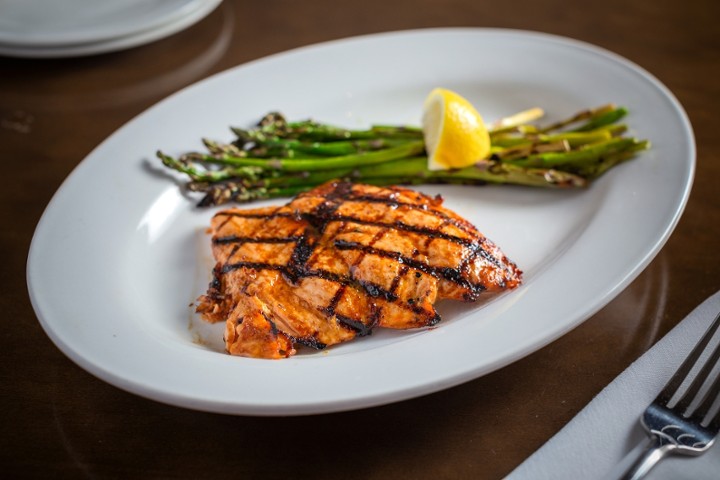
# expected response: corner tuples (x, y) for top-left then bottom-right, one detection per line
(196, 181), (522, 358)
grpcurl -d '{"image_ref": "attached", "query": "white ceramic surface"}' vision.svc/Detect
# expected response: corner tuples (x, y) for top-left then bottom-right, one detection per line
(0, 0), (222, 58)
(0, 0), (199, 45)
(27, 29), (694, 415)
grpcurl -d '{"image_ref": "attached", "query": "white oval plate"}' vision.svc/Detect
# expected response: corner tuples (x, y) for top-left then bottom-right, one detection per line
(0, 0), (222, 58)
(27, 29), (694, 416)
(0, 0), (202, 46)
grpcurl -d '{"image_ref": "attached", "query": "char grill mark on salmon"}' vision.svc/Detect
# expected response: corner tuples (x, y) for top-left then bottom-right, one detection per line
(196, 181), (522, 359)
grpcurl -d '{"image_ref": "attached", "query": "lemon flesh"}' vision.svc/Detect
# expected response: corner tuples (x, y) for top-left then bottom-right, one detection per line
(422, 88), (490, 171)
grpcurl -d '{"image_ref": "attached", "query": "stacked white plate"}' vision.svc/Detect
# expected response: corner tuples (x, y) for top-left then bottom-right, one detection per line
(0, 0), (222, 58)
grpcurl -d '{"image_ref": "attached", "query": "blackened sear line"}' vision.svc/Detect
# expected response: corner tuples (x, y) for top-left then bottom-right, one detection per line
(335, 239), (398, 258)
(367, 303), (382, 330)
(213, 205), (283, 231)
(331, 215), (504, 270)
(221, 260), (398, 305)
(203, 265), (225, 302)
(213, 235), (302, 245)
(322, 284), (347, 317)
(210, 264), (223, 291)
(306, 184), (352, 235)
(329, 214), (504, 270)
(332, 215), (476, 247)
(224, 244), (240, 265)
(388, 265), (410, 297)
(214, 208), (504, 268)
(220, 252), (439, 321)
(350, 227), (387, 267)
(215, 211), (287, 220)
(222, 261), (286, 274)
(286, 190), (349, 281)
(359, 281), (381, 298)
(321, 180), (355, 201)
(438, 266), (485, 300)
(285, 232), (315, 283)
(334, 240), (486, 295)
(368, 227), (388, 247)
(455, 243), (506, 293)
(357, 279), (398, 302)
(260, 312), (279, 336)
(303, 269), (399, 303)
(339, 187), (507, 267)
(213, 205), (283, 220)
(344, 193), (475, 234)
(329, 214), (505, 270)
(335, 314), (373, 336)
(212, 185), (473, 240)
(215, 215), (234, 232)
(310, 201), (342, 233)
(292, 335), (327, 350)
(293, 180), (352, 202)
(214, 208), (503, 267)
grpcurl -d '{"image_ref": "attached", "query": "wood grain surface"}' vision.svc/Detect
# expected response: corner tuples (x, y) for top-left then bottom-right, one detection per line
(1, 0), (718, 478)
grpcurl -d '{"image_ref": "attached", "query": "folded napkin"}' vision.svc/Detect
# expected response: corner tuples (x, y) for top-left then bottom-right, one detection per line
(506, 290), (720, 480)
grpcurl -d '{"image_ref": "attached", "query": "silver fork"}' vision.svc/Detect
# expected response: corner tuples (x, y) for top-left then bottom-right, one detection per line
(618, 311), (720, 479)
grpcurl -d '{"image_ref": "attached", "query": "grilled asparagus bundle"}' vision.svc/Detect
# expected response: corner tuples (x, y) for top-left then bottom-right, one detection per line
(157, 104), (649, 206)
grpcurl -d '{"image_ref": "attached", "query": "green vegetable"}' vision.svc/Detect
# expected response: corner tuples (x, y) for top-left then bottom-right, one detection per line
(157, 105), (649, 206)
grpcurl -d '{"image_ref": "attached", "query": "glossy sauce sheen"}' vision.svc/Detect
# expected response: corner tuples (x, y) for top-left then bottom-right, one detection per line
(195, 181), (522, 358)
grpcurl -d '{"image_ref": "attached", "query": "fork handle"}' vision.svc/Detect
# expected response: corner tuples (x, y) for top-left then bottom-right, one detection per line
(616, 436), (676, 480)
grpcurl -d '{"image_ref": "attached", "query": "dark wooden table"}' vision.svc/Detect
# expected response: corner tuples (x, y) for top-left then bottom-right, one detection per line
(2, 1), (718, 478)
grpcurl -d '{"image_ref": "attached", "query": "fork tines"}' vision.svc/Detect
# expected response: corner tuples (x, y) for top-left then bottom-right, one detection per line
(657, 312), (720, 429)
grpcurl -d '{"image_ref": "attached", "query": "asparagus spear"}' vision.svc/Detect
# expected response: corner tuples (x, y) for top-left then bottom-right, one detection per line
(197, 140), (425, 171)
(231, 113), (423, 145)
(245, 137), (414, 158)
(505, 137), (640, 169)
(199, 161), (587, 205)
(156, 104), (649, 206)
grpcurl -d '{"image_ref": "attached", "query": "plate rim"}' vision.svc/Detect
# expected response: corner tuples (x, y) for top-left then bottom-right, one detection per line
(0, 0), (202, 46)
(0, 0), (223, 58)
(27, 27), (695, 415)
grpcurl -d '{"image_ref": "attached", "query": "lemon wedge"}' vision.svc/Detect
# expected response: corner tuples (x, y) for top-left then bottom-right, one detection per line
(422, 88), (490, 171)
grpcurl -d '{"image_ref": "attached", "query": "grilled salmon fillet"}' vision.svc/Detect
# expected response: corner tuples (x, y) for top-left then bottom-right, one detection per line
(196, 181), (522, 358)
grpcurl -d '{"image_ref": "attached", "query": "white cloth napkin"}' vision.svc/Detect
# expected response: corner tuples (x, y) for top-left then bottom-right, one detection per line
(506, 290), (720, 480)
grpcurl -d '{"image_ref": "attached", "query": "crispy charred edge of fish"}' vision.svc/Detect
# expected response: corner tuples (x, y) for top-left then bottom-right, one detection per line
(289, 335), (327, 350)
(195, 264), (230, 322)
